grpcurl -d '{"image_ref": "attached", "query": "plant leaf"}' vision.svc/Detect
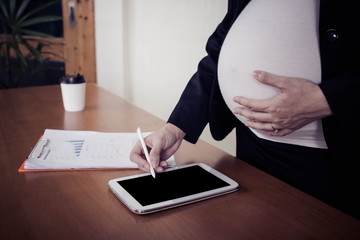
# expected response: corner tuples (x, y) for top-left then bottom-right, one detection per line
(9, 0), (16, 19)
(18, 29), (56, 39)
(18, 0), (60, 23)
(1, 0), (62, 88)
(18, 15), (62, 27)
(39, 51), (65, 61)
(15, 0), (31, 20)
(0, 0), (9, 19)
(18, 36), (42, 61)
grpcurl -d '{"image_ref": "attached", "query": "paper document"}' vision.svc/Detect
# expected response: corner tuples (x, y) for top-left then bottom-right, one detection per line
(24, 129), (175, 170)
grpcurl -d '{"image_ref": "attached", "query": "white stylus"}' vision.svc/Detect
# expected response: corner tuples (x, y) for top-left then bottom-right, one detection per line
(136, 127), (156, 178)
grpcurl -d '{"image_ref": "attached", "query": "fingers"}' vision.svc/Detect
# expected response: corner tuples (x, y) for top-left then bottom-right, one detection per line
(130, 140), (168, 173)
(130, 124), (185, 174)
(130, 141), (151, 172)
(130, 127), (178, 173)
(233, 105), (271, 122)
(233, 70), (288, 136)
(233, 70), (319, 138)
(233, 71), (286, 112)
(267, 128), (293, 137)
(130, 139), (162, 173)
(233, 70), (289, 112)
(233, 96), (270, 113)
(244, 120), (291, 136)
(244, 120), (277, 132)
(253, 70), (286, 89)
(155, 161), (168, 173)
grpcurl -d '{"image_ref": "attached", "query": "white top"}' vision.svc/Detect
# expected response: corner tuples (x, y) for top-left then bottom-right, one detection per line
(218, 0), (327, 149)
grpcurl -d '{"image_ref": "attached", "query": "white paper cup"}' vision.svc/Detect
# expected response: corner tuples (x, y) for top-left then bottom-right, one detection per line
(60, 74), (86, 112)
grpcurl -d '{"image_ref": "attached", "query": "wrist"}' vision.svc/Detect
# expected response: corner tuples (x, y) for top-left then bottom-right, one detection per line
(313, 84), (333, 118)
(165, 123), (186, 139)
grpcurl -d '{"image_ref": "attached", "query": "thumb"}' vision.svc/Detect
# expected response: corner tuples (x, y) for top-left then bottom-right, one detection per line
(253, 70), (286, 89)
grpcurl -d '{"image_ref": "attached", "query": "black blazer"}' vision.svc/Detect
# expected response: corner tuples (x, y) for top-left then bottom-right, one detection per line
(168, 0), (360, 169)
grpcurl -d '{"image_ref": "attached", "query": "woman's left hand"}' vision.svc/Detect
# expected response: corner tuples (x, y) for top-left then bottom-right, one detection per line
(233, 70), (333, 136)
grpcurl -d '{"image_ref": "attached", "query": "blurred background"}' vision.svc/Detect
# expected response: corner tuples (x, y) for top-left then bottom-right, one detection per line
(0, 0), (235, 155)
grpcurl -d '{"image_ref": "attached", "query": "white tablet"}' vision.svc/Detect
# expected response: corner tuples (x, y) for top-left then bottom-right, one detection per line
(108, 163), (239, 214)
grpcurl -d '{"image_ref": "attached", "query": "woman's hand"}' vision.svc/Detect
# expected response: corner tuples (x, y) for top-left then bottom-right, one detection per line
(233, 71), (333, 136)
(130, 123), (185, 173)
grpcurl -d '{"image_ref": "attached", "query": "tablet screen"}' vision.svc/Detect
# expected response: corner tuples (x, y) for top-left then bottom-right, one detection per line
(117, 165), (230, 206)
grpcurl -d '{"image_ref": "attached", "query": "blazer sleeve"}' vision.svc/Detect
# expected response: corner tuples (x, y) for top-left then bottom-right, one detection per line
(167, 0), (248, 143)
(318, 1), (360, 167)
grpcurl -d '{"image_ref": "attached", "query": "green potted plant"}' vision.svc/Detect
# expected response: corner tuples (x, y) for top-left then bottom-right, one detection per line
(0, 0), (62, 88)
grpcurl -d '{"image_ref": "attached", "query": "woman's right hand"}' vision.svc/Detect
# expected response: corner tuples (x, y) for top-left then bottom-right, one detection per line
(130, 123), (186, 173)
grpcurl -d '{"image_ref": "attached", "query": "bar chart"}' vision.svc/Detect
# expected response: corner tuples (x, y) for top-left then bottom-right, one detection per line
(67, 140), (85, 157)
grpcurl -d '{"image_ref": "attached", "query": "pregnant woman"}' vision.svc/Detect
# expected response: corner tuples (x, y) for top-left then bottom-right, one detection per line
(130, 0), (360, 219)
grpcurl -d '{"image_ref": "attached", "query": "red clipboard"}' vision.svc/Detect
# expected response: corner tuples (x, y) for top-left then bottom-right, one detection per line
(18, 160), (131, 172)
(18, 135), (135, 173)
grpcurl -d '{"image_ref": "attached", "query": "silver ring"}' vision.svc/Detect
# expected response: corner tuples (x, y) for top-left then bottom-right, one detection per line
(272, 126), (279, 133)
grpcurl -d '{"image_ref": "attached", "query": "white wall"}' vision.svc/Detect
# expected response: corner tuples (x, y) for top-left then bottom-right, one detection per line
(95, 0), (236, 156)
(94, 0), (125, 96)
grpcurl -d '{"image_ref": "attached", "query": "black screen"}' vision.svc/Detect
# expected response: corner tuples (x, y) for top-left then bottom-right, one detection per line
(117, 165), (230, 206)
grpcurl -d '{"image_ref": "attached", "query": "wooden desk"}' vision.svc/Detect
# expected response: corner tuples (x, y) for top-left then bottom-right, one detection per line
(1, 84), (359, 239)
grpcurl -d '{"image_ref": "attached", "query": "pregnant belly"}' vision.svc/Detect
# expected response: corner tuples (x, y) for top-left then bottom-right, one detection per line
(218, 0), (321, 123)
(217, 0), (326, 149)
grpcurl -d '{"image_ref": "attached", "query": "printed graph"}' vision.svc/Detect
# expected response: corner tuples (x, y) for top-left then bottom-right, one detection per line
(67, 140), (85, 157)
